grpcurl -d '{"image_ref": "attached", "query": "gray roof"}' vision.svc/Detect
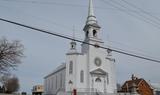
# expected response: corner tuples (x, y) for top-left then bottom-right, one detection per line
(44, 63), (66, 79)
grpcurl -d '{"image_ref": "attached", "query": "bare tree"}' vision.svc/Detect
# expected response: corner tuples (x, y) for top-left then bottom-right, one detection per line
(0, 37), (24, 75)
(0, 73), (11, 85)
(4, 76), (20, 93)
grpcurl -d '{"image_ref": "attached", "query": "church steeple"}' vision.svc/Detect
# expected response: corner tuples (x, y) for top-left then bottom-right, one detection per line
(68, 26), (77, 53)
(86, 0), (97, 25)
(82, 0), (103, 54)
(83, 0), (101, 39)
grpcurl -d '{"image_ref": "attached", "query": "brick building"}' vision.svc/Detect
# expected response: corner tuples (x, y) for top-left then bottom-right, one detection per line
(119, 75), (154, 95)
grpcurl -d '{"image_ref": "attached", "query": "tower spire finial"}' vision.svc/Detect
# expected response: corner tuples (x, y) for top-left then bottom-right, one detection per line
(86, 0), (97, 25)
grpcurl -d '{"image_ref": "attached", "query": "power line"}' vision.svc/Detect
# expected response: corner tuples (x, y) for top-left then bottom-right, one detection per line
(108, 0), (160, 25)
(0, 0), (159, 57)
(1, 0), (160, 63)
(98, 0), (160, 59)
(117, 0), (160, 28)
(120, 0), (160, 23)
(0, 3), (157, 59)
(1, 0), (160, 15)
(0, 4), (77, 34)
(2, 0), (160, 30)
(0, 0), (92, 8)
(100, 0), (160, 30)
(106, 40), (158, 60)
(0, 17), (160, 63)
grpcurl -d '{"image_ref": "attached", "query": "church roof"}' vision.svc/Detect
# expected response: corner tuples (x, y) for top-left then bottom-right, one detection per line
(44, 63), (66, 79)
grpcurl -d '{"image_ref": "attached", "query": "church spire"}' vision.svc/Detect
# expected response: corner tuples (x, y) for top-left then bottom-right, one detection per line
(70, 26), (76, 50)
(88, 0), (94, 17)
(83, 0), (101, 39)
(86, 0), (97, 25)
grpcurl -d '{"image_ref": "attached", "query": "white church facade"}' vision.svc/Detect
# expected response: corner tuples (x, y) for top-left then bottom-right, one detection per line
(44, 0), (117, 95)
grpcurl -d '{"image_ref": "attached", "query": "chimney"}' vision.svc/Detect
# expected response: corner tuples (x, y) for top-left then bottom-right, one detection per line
(131, 74), (137, 80)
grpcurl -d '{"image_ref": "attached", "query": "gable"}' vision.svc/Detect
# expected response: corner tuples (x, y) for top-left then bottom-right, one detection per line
(121, 79), (143, 89)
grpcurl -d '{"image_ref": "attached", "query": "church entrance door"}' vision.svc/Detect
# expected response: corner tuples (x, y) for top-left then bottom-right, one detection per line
(90, 68), (107, 93)
(94, 76), (104, 92)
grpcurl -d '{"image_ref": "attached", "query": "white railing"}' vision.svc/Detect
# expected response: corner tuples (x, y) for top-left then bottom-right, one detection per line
(75, 88), (105, 95)
(76, 88), (99, 92)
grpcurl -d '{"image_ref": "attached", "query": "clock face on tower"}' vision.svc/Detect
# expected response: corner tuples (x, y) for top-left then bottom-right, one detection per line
(94, 57), (101, 66)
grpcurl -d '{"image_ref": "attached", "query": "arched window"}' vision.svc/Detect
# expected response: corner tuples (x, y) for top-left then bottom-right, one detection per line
(93, 30), (97, 37)
(86, 31), (89, 37)
(95, 77), (101, 82)
(71, 44), (74, 49)
(80, 70), (84, 83)
(69, 61), (73, 74)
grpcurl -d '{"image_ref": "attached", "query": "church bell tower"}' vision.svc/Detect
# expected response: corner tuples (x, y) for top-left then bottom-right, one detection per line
(82, 0), (104, 54)
(83, 0), (101, 39)
(82, 0), (117, 93)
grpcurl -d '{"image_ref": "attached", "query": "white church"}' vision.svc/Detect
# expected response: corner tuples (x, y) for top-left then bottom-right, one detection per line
(44, 0), (117, 95)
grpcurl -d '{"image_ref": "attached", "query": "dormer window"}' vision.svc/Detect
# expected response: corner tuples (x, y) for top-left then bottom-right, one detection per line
(93, 30), (97, 37)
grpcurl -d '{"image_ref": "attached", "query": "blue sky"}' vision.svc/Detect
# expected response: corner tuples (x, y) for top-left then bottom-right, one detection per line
(0, 0), (160, 93)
